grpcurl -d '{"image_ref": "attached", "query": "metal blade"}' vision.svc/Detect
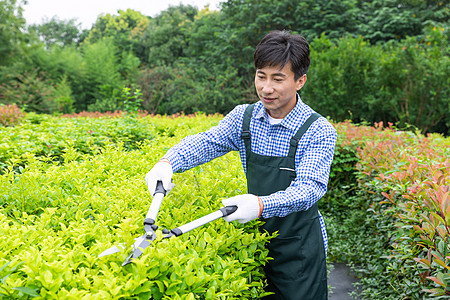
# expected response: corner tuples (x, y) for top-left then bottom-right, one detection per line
(122, 236), (153, 266)
(98, 233), (146, 258)
(98, 244), (125, 257)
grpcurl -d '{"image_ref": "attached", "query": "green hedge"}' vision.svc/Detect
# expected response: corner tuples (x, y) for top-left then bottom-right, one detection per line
(0, 113), (157, 173)
(0, 114), (272, 299)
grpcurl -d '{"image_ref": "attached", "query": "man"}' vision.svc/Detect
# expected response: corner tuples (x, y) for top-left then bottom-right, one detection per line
(145, 30), (336, 299)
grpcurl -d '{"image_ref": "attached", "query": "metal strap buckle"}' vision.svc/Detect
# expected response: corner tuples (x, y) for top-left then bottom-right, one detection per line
(290, 138), (299, 147)
(241, 130), (251, 139)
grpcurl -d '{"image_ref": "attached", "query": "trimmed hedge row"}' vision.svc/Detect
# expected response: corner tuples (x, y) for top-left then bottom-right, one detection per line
(0, 114), (271, 299)
(324, 121), (450, 299)
(0, 112), (221, 174)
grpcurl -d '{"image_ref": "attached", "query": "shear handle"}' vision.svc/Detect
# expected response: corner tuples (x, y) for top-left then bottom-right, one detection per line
(166, 205), (238, 237)
(153, 180), (167, 196)
(145, 180), (166, 224)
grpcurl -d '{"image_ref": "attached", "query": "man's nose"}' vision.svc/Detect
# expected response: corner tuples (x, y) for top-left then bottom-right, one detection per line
(262, 82), (274, 94)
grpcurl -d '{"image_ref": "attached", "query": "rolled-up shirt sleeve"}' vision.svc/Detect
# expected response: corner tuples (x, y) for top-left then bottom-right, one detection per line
(164, 105), (246, 173)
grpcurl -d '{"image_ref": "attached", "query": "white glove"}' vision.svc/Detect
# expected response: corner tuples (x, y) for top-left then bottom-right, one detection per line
(222, 194), (263, 224)
(145, 158), (174, 195)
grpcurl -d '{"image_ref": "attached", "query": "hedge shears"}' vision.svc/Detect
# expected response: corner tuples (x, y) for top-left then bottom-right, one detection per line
(98, 180), (237, 266)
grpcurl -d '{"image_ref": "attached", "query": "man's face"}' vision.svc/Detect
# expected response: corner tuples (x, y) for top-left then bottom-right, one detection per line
(254, 62), (306, 119)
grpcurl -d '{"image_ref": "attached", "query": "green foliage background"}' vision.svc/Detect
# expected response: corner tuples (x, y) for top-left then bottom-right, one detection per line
(0, 0), (448, 134)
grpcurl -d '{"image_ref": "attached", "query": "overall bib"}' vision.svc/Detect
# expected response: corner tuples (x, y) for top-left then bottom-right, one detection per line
(241, 104), (327, 300)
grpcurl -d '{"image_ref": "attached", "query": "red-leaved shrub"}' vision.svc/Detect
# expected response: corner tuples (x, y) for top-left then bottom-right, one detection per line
(0, 104), (25, 127)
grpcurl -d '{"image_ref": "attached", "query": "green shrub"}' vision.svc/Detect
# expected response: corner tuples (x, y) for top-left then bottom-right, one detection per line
(120, 86), (143, 117)
(304, 28), (449, 135)
(137, 66), (176, 114)
(0, 70), (59, 114)
(53, 75), (75, 114)
(374, 26), (449, 134)
(86, 84), (121, 112)
(0, 116), (272, 298)
(304, 35), (380, 123)
(0, 115), (157, 173)
(319, 121), (360, 217)
(26, 40), (126, 113)
(136, 62), (247, 115)
(3, 108), (450, 298)
(82, 39), (123, 110)
(24, 45), (88, 112)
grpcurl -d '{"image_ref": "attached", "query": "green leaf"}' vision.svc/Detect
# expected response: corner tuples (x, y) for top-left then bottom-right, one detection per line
(432, 257), (450, 270)
(413, 257), (431, 269)
(0, 261), (12, 273)
(427, 276), (445, 287)
(148, 268), (159, 279)
(185, 274), (196, 286)
(166, 282), (181, 295)
(13, 287), (40, 297)
(155, 280), (164, 293)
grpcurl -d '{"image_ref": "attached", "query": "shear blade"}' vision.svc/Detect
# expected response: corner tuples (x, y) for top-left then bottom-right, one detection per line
(98, 234), (147, 258)
(98, 244), (124, 257)
(122, 237), (153, 266)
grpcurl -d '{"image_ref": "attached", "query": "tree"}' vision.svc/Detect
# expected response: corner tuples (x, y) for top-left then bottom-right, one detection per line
(28, 17), (84, 48)
(357, 0), (422, 43)
(215, 0), (360, 79)
(140, 4), (198, 67)
(84, 9), (150, 58)
(356, 0), (449, 43)
(81, 39), (123, 111)
(0, 0), (27, 65)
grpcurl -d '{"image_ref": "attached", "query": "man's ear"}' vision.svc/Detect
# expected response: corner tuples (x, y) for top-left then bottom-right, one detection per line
(296, 74), (307, 90)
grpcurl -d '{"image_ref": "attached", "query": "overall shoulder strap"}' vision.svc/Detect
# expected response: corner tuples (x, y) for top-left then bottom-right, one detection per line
(241, 104), (255, 153)
(288, 112), (321, 158)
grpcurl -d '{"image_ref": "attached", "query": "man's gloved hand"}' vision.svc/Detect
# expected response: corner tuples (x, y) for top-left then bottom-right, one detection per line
(145, 158), (174, 195)
(222, 194), (263, 224)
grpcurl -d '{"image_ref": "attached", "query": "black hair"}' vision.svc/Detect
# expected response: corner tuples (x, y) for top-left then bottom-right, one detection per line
(254, 30), (310, 80)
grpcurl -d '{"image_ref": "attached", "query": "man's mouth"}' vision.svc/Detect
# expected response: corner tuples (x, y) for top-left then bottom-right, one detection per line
(262, 97), (277, 103)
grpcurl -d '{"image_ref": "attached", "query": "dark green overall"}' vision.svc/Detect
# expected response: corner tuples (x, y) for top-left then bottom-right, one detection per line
(242, 104), (327, 300)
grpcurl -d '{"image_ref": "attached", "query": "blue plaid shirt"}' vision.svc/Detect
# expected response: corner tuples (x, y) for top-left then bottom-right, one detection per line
(164, 97), (337, 253)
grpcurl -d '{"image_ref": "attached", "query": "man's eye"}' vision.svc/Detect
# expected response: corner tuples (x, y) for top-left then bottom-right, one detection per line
(274, 78), (283, 82)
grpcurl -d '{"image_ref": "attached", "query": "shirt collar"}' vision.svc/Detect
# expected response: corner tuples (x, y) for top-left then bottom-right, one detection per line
(253, 94), (312, 131)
